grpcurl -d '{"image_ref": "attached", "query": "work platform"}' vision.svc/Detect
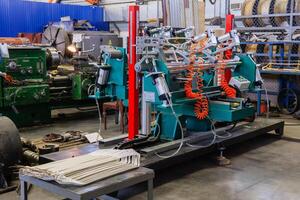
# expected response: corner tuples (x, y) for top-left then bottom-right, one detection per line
(40, 118), (284, 169)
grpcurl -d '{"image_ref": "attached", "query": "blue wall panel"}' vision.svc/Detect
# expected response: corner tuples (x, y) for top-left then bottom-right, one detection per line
(0, 0), (109, 37)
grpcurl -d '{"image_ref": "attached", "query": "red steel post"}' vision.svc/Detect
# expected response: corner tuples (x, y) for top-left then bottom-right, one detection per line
(225, 14), (234, 82)
(128, 5), (140, 140)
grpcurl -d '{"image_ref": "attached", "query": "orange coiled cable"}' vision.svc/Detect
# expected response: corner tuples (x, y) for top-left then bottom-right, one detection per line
(216, 52), (236, 98)
(184, 40), (209, 120)
(220, 66), (236, 98)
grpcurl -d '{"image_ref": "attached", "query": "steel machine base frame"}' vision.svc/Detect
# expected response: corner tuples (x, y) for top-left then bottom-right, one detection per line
(40, 119), (284, 170)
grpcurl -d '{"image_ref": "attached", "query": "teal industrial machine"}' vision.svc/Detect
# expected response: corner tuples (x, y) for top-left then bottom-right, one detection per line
(92, 28), (262, 150)
(131, 28), (260, 142)
(0, 46), (96, 127)
(91, 46), (128, 104)
(140, 55), (257, 141)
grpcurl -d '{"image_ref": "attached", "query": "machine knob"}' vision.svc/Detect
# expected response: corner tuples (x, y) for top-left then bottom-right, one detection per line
(20, 69), (26, 74)
(7, 61), (17, 71)
(27, 67), (33, 74)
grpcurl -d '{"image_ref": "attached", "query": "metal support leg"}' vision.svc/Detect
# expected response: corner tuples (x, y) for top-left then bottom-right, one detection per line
(20, 180), (28, 200)
(147, 179), (153, 200)
(216, 145), (231, 166)
(118, 101), (125, 133)
(103, 110), (107, 130)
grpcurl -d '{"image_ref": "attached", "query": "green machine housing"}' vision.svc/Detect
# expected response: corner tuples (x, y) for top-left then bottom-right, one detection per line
(0, 47), (50, 126)
(0, 46), (96, 127)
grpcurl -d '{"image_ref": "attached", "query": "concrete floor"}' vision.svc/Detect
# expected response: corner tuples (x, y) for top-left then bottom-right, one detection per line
(2, 110), (300, 200)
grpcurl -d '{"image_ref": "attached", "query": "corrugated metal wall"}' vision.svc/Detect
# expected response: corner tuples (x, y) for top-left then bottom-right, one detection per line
(0, 0), (108, 37)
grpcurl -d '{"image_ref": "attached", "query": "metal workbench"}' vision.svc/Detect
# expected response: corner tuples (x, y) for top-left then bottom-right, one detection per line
(19, 167), (154, 200)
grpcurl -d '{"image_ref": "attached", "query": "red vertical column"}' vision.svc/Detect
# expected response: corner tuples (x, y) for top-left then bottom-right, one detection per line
(128, 5), (140, 140)
(225, 14), (234, 82)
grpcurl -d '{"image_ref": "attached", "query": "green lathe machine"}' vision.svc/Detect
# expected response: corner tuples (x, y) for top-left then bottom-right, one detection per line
(0, 46), (96, 127)
(0, 24), (123, 127)
(0, 47), (51, 126)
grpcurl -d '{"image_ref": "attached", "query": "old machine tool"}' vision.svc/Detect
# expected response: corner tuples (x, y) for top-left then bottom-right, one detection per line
(0, 45), (97, 126)
(0, 19), (122, 127)
(0, 46), (51, 126)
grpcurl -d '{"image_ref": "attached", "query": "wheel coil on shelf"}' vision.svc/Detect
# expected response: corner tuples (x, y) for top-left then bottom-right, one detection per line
(270, 0), (278, 26)
(242, 0), (257, 27)
(287, 0), (300, 26)
(252, 0), (261, 26)
(257, 0), (275, 27)
(274, 0), (289, 26)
